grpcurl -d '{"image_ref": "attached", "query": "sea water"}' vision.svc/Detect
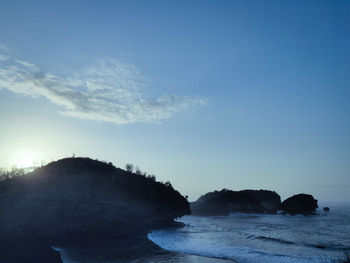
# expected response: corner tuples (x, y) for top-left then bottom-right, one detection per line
(148, 206), (350, 263)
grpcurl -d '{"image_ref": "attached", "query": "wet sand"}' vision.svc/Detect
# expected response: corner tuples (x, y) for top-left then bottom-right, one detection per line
(57, 236), (236, 263)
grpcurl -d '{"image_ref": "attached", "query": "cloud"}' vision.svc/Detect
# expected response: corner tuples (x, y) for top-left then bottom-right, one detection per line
(0, 49), (206, 124)
(0, 55), (8, 61)
(0, 44), (8, 52)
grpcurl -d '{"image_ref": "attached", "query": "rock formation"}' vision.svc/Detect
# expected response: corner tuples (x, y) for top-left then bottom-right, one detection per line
(280, 193), (318, 215)
(190, 189), (281, 215)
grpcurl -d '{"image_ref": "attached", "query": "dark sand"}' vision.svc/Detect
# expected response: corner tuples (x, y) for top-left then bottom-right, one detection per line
(57, 236), (236, 263)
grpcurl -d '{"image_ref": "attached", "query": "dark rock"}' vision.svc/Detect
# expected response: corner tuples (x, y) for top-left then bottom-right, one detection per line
(281, 194), (318, 215)
(190, 189), (281, 215)
(323, 207), (330, 212)
(0, 158), (190, 257)
(0, 239), (62, 263)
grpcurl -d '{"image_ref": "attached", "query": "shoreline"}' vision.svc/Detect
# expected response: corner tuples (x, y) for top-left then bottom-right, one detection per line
(56, 234), (237, 263)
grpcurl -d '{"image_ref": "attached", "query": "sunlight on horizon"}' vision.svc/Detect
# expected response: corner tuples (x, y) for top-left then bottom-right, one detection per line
(11, 149), (41, 168)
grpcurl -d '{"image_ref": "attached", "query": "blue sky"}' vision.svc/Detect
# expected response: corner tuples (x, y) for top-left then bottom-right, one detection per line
(0, 0), (349, 203)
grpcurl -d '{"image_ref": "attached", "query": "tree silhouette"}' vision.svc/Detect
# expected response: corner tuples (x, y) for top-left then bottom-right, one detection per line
(125, 163), (134, 173)
(164, 181), (173, 189)
(135, 167), (142, 175)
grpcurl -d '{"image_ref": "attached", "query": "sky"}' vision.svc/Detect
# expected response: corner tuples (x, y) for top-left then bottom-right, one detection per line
(0, 0), (349, 203)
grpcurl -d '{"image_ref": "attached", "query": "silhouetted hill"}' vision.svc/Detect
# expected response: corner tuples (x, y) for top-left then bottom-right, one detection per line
(0, 157), (190, 262)
(191, 189), (281, 215)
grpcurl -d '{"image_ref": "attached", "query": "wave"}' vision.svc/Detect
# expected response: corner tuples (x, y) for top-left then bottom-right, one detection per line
(149, 210), (350, 263)
(148, 231), (320, 263)
(253, 235), (350, 252)
(254, 236), (295, 245)
(302, 242), (350, 251)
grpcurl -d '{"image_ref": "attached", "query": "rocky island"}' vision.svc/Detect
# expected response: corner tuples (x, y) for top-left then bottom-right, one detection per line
(190, 189), (281, 215)
(0, 158), (190, 262)
(280, 193), (318, 215)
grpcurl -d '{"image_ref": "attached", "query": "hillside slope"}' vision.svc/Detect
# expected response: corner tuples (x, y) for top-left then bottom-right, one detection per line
(0, 157), (190, 262)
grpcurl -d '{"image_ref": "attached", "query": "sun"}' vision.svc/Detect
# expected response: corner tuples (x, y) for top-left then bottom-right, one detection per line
(14, 149), (39, 168)
(17, 155), (35, 167)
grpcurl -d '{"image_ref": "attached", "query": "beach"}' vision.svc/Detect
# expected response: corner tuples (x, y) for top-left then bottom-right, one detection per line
(57, 236), (236, 263)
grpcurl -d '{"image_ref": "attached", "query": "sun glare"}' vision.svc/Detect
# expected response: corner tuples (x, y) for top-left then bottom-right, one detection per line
(13, 149), (39, 168)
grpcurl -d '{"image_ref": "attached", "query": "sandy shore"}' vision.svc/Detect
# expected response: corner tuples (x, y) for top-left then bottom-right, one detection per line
(57, 235), (237, 263)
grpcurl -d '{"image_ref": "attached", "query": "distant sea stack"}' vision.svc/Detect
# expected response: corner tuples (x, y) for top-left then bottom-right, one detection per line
(190, 189), (281, 215)
(281, 194), (318, 215)
(0, 157), (190, 262)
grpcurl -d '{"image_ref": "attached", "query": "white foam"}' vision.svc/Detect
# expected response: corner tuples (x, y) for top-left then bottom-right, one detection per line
(148, 229), (324, 263)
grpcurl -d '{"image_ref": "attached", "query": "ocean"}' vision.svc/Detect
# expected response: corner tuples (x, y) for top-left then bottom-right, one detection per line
(57, 206), (350, 263)
(148, 206), (350, 263)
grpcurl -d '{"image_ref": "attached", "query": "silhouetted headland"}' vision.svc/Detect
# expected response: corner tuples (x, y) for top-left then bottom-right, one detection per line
(190, 189), (281, 215)
(0, 157), (190, 262)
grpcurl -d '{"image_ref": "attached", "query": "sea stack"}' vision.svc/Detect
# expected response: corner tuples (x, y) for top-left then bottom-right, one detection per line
(190, 189), (281, 215)
(281, 194), (318, 215)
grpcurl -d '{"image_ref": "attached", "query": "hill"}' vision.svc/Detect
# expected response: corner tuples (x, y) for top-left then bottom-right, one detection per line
(0, 157), (190, 262)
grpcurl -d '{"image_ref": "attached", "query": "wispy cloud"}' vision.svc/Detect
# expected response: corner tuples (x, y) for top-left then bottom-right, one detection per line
(0, 44), (8, 51)
(0, 48), (206, 124)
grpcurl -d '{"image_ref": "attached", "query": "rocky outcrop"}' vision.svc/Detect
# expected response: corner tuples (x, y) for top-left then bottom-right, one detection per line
(0, 158), (190, 261)
(190, 189), (281, 215)
(281, 194), (318, 215)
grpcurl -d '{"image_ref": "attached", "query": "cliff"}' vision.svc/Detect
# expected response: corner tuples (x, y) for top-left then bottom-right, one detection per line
(0, 157), (190, 262)
(190, 189), (281, 215)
